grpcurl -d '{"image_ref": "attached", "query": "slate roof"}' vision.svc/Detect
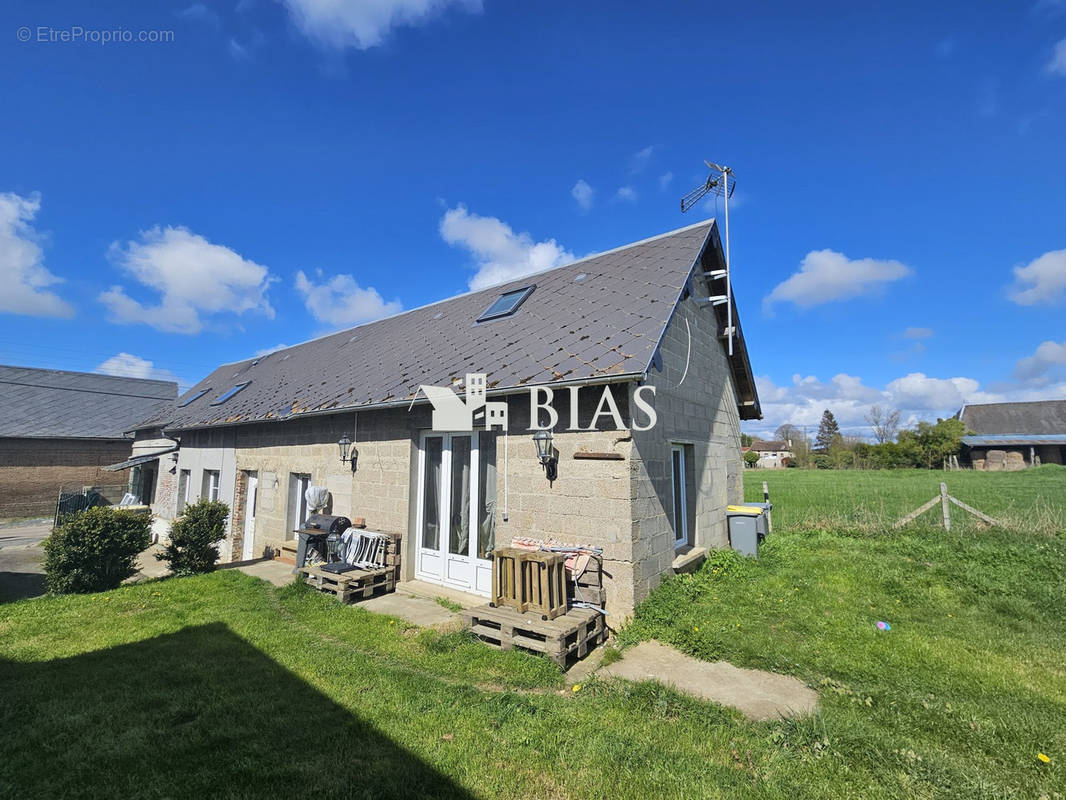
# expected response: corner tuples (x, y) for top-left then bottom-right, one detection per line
(140, 219), (761, 432)
(0, 365), (178, 439)
(751, 440), (790, 452)
(959, 400), (1066, 437)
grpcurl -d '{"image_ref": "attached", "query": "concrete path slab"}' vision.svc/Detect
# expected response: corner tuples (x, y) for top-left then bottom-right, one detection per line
(596, 640), (818, 721)
(360, 592), (459, 627)
(0, 544), (47, 602)
(396, 579), (484, 610)
(233, 559), (297, 588)
(0, 522), (52, 550)
(132, 544), (170, 581)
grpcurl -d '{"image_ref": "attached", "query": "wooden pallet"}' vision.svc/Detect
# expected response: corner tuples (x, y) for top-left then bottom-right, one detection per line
(568, 555), (607, 607)
(462, 604), (606, 667)
(298, 564), (396, 602)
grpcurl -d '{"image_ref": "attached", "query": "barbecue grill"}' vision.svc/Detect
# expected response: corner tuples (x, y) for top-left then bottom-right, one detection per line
(298, 514), (352, 537)
(292, 514), (352, 572)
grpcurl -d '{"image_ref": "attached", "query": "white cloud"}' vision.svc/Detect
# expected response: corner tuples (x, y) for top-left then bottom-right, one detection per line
(884, 373), (993, 413)
(629, 145), (654, 173)
(255, 342), (291, 356)
(229, 38), (252, 60)
(1008, 249), (1066, 305)
(280, 0), (481, 49)
(1014, 340), (1066, 382)
(0, 192), (74, 319)
(571, 179), (594, 212)
(1047, 38), (1066, 75)
(100, 226), (275, 335)
(95, 352), (178, 383)
(764, 249), (911, 311)
(177, 3), (220, 26)
(658, 171), (674, 190)
(750, 370), (1012, 439)
(294, 269), (402, 327)
(903, 327), (934, 339)
(439, 205), (575, 291)
(614, 186), (638, 203)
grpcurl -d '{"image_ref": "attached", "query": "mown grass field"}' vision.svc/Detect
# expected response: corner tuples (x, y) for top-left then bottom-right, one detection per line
(1, 467), (1064, 798)
(743, 464), (1066, 534)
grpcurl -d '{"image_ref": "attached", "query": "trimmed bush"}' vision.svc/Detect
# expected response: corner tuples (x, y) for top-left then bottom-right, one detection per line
(157, 500), (229, 576)
(43, 507), (152, 594)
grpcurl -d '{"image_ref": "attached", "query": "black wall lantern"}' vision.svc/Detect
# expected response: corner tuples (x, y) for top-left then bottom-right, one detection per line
(338, 434), (357, 472)
(532, 429), (558, 481)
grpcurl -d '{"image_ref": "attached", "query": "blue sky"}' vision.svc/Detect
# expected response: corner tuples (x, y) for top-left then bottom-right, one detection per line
(2, 0), (1064, 437)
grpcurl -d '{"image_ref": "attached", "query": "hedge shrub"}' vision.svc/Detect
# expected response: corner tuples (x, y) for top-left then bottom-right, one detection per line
(43, 507), (152, 594)
(157, 500), (229, 576)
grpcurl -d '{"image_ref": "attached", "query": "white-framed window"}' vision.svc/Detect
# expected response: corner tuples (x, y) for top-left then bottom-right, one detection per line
(670, 444), (689, 549)
(202, 470), (220, 502)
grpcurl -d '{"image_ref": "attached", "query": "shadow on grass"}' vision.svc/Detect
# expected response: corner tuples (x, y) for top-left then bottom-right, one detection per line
(0, 570), (47, 603)
(0, 622), (473, 799)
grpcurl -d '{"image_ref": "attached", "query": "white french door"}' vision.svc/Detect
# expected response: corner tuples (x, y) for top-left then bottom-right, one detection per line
(415, 432), (494, 595)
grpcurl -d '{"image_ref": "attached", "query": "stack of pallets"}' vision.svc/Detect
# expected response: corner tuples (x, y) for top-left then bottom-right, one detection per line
(461, 605), (607, 667)
(298, 563), (396, 602)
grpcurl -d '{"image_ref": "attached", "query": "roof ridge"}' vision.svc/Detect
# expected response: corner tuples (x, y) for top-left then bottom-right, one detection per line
(0, 363), (177, 390)
(218, 218), (716, 369)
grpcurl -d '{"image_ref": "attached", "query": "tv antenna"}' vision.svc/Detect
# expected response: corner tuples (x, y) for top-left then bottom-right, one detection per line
(681, 161), (736, 356)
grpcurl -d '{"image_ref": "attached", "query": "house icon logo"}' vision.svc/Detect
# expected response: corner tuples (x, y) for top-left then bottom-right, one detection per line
(419, 373), (508, 432)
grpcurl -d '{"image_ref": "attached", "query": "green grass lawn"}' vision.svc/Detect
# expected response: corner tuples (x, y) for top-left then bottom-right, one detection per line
(743, 464), (1066, 534)
(2, 468), (1065, 798)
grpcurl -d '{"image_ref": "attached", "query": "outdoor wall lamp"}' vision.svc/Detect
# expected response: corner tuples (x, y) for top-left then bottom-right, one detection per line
(532, 429), (558, 481)
(338, 434), (357, 473)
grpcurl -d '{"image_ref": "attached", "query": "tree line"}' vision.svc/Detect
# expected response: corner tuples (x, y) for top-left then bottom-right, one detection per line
(742, 405), (969, 469)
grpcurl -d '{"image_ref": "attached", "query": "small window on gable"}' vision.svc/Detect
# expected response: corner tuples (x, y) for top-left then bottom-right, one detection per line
(179, 388), (210, 407)
(212, 382), (250, 405)
(476, 285), (535, 323)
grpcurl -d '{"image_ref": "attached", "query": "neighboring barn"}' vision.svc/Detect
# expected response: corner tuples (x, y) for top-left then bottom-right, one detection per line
(959, 400), (1066, 471)
(749, 439), (793, 468)
(0, 366), (177, 518)
(130, 220), (761, 619)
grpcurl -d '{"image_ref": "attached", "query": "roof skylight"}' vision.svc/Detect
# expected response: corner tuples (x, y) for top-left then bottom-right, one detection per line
(211, 382), (250, 405)
(178, 388), (209, 407)
(477, 285), (535, 323)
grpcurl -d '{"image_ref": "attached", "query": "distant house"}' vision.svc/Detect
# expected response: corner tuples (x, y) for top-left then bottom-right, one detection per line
(750, 439), (792, 468)
(0, 366), (177, 518)
(959, 400), (1066, 471)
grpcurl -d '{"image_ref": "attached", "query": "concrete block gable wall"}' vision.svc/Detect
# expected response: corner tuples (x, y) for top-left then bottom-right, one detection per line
(629, 294), (743, 610)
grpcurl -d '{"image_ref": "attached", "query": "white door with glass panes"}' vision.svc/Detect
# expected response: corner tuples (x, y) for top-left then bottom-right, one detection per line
(415, 431), (497, 595)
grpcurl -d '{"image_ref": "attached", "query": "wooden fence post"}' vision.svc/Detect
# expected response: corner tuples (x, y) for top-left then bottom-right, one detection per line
(940, 482), (951, 532)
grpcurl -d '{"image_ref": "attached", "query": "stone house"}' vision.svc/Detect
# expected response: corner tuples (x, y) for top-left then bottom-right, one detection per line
(131, 220), (760, 618)
(959, 400), (1066, 470)
(749, 439), (792, 468)
(0, 365), (176, 518)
